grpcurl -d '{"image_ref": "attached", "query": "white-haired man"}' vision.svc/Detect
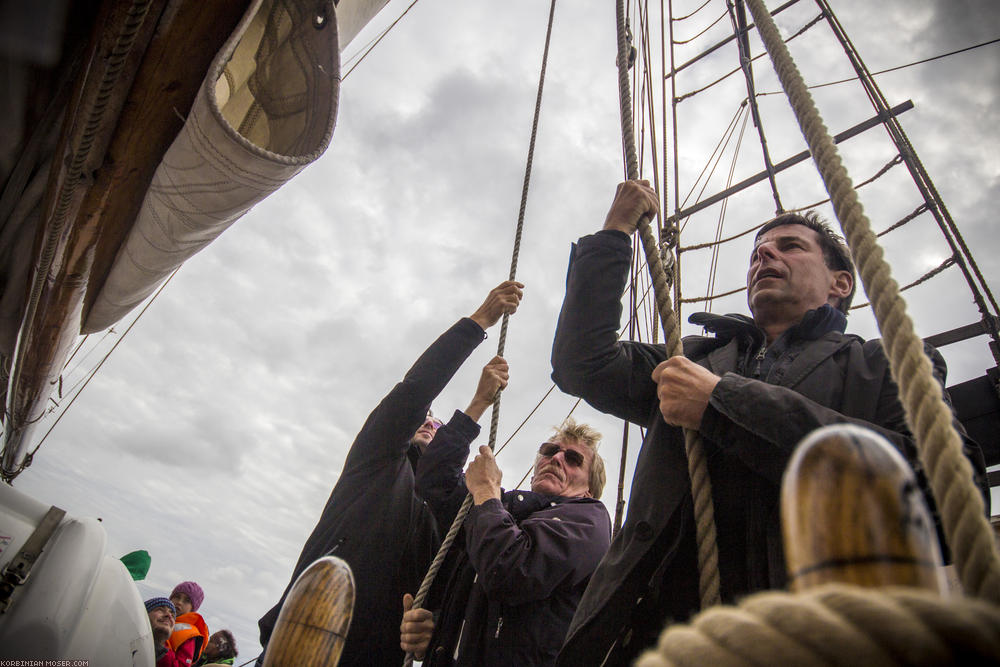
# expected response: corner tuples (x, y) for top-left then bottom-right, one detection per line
(400, 382), (612, 667)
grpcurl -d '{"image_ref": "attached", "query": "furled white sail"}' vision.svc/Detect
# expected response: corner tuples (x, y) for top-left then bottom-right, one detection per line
(83, 0), (390, 333)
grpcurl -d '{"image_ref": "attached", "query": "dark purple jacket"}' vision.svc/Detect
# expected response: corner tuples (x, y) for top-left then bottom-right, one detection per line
(258, 318), (486, 667)
(417, 412), (612, 666)
(550, 231), (987, 665)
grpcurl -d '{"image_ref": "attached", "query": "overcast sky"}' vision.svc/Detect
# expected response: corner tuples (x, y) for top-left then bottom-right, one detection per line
(14, 0), (999, 660)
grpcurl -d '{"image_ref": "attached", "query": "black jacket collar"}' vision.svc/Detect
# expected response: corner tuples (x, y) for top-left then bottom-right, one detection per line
(689, 304), (847, 347)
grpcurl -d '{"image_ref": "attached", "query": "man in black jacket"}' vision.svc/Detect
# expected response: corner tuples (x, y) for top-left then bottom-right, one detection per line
(550, 180), (988, 665)
(401, 398), (612, 667)
(256, 280), (523, 667)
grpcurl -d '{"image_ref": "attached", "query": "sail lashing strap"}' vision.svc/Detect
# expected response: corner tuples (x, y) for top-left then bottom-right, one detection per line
(615, 0), (722, 609)
(402, 2), (558, 664)
(0, 505), (66, 613)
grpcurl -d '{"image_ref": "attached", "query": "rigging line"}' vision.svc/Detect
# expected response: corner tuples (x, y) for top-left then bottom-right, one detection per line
(819, 0), (1000, 331)
(679, 102), (746, 211)
(680, 106), (748, 233)
(757, 36), (1000, 96)
(618, 0), (722, 609)
(673, 9), (728, 45)
(637, 0), (673, 342)
(680, 105), (745, 216)
(493, 254), (655, 521)
(748, 0), (1000, 600)
(668, 0), (684, 320)
(703, 109), (751, 307)
(814, 0), (999, 329)
(878, 203), (929, 238)
(704, 109), (751, 311)
(493, 384), (557, 458)
(729, 0), (783, 214)
(680, 154), (903, 254)
(62, 335), (91, 370)
(11, 269), (182, 478)
(850, 255), (958, 311)
(406, 3), (558, 653)
(639, 0), (665, 239)
(2, 0), (156, 477)
(512, 396), (586, 490)
(666, 0), (803, 83)
(635, 3), (650, 178)
(62, 330), (120, 396)
(682, 219), (766, 252)
(783, 154), (903, 213)
(63, 328), (116, 379)
(674, 0), (713, 22)
(488, 0), (558, 436)
(674, 10), (823, 104)
(667, 101), (915, 226)
(681, 283), (746, 304)
(658, 0), (669, 335)
(341, 0), (423, 82)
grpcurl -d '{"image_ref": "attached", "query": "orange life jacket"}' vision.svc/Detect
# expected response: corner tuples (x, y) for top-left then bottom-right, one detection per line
(168, 612), (209, 661)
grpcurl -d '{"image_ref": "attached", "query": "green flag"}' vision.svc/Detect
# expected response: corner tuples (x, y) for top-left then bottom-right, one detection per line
(120, 549), (151, 581)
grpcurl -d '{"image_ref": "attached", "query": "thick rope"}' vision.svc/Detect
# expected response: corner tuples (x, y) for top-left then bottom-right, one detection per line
(403, 3), (558, 663)
(616, 0), (721, 608)
(743, 0), (1000, 602)
(636, 584), (1000, 667)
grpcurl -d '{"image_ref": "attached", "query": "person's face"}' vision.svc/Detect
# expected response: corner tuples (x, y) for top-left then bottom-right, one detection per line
(747, 224), (851, 321)
(170, 592), (193, 616)
(148, 605), (175, 635)
(205, 632), (230, 659)
(410, 413), (444, 452)
(530, 437), (593, 498)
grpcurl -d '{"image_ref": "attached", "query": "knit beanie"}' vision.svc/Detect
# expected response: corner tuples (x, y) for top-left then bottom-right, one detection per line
(171, 581), (205, 612)
(144, 597), (177, 616)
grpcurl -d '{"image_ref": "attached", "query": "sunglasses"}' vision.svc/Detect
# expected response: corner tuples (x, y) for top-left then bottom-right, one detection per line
(538, 442), (585, 467)
(425, 416), (445, 429)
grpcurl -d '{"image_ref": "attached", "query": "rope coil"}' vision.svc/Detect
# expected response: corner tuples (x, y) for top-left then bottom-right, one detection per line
(637, 584), (1000, 667)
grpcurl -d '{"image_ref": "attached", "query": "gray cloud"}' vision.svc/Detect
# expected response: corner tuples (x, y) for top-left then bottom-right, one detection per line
(13, 0), (997, 660)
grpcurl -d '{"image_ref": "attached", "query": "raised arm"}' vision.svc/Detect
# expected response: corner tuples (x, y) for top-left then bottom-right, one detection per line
(416, 357), (510, 529)
(341, 282), (522, 476)
(551, 181), (666, 425)
(340, 318), (485, 475)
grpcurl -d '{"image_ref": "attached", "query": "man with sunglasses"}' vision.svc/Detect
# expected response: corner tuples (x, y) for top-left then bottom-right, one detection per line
(256, 280), (523, 667)
(549, 180), (987, 665)
(401, 414), (611, 666)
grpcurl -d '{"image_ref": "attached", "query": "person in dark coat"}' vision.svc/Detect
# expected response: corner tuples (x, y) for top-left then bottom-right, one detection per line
(402, 414), (612, 667)
(256, 280), (523, 667)
(550, 180), (988, 665)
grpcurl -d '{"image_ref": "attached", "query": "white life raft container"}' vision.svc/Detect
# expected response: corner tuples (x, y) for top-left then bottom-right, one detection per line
(0, 482), (154, 664)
